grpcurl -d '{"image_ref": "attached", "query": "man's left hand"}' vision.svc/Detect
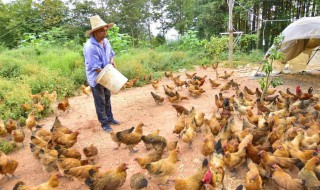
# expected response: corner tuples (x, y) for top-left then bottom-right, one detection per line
(111, 58), (116, 68)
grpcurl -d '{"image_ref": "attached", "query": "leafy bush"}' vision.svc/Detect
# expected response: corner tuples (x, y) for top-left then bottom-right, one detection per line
(178, 30), (201, 51)
(108, 25), (132, 54)
(201, 35), (229, 61)
(0, 138), (16, 154)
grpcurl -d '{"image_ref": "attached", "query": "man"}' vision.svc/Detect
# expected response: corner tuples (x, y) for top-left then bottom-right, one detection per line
(83, 15), (120, 132)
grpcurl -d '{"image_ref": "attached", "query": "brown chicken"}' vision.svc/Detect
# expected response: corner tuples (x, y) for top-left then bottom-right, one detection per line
(271, 164), (305, 190)
(57, 97), (70, 112)
(30, 135), (47, 149)
(110, 127), (134, 150)
(172, 104), (189, 116)
(244, 86), (255, 95)
(134, 148), (164, 169)
(189, 88), (206, 97)
(13, 172), (61, 190)
(163, 85), (175, 97)
(26, 111), (37, 131)
(150, 92), (164, 104)
(256, 99), (270, 114)
(51, 117), (73, 134)
(245, 160), (263, 190)
(201, 138), (214, 157)
(298, 156), (320, 189)
(287, 143), (317, 163)
(173, 113), (186, 137)
(85, 163), (128, 190)
(82, 85), (91, 96)
(0, 119), (8, 138)
(64, 165), (100, 180)
(57, 156), (86, 176)
(52, 131), (80, 148)
(55, 146), (82, 160)
(215, 94), (223, 112)
(38, 149), (58, 172)
(0, 151), (18, 179)
(12, 128), (25, 146)
(174, 159), (208, 190)
(5, 118), (17, 134)
(34, 125), (51, 142)
(145, 149), (179, 185)
(186, 72), (197, 79)
(141, 130), (165, 150)
(130, 173), (148, 190)
(83, 144), (98, 164)
(258, 150), (299, 173)
(219, 70), (234, 80)
(164, 71), (173, 79)
(116, 123), (144, 153)
(209, 78), (220, 88)
(152, 83), (160, 91)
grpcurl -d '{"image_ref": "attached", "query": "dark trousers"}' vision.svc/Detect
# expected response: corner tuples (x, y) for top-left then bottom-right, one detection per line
(91, 84), (113, 127)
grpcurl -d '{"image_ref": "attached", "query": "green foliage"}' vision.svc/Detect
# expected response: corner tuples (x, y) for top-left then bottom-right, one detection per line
(259, 34), (284, 98)
(178, 30), (201, 50)
(0, 138), (16, 154)
(201, 35), (229, 60)
(108, 25), (132, 54)
(153, 35), (166, 47)
(239, 34), (258, 52)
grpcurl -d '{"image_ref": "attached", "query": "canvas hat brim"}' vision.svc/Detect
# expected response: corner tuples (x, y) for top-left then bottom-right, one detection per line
(86, 23), (114, 36)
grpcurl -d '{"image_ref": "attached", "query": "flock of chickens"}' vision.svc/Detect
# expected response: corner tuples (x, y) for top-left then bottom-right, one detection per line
(1, 63), (320, 190)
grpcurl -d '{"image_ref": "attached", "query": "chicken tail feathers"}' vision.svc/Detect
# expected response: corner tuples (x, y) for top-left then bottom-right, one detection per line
(85, 177), (94, 190)
(202, 158), (209, 168)
(13, 181), (25, 190)
(235, 184), (244, 190)
(214, 138), (224, 155)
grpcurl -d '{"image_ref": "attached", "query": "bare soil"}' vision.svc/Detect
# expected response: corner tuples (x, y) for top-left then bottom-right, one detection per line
(1, 65), (320, 190)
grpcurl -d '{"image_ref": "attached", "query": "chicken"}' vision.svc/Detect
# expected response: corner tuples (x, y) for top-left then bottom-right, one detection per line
(163, 85), (175, 97)
(116, 123), (144, 153)
(51, 117), (72, 134)
(172, 104), (189, 116)
(201, 137), (214, 158)
(55, 146), (82, 160)
(83, 144), (98, 164)
(134, 148), (164, 169)
(205, 115), (220, 135)
(110, 127), (134, 150)
(145, 149), (179, 185)
(258, 150), (299, 173)
(166, 140), (178, 152)
(209, 78), (220, 88)
(26, 111), (37, 131)
(296, 86), (313, 100)
(130, 173), (148, 190)
(181, 122), (196, 149)
(34, 125), (51, 142)
(13, 172), (61, 190)
(0, 119), (7, 138)
(265, 88), (276, 96)
(271, 164), (305, 190)
(173, 113), (186, 137)
(12, 128), (25, 146)
(245, 160), (263, 190)
(256, 99), (270, 114)
(244, 86), (255, 95)
(85, 163), (128, 190)
(52, 131), (80, 148)
(57, 96), (70, 112)
(255, 88), (262, 98)
(287, 143), (317, 163)
(151, 92), (164, 104)
(0, 151), (18, 179)
(141, 132), (167, 151)
(152, 83), (160, 91)
(43, 90), (57, 103)
(219, 70), (234, 80)
(223, 134), (252, 169)
(215, 94), (223, 112)
(82, 85), (91, 96)
(186, 72), (197, 79)
(164, 71), (173, 79)
(174, 159), (208, 190)
(30, 135), (47, 149)
(57, 156), (86, 176)
(189, 88), (206, 97)
(220, 82), (231, 92)
(273, 144), (290, 158)
(232, 101), (252, 117)
(298, 156), (320, 189)
(64, 165), (100, 180)
(123, 80), (134, 89)
(246, 108), (259, 125)
(38, 149), (58, 172)
(5, 118), (17, 134)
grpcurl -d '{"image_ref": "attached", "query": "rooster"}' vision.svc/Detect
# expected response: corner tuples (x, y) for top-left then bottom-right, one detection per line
(82, 85), (91, 96)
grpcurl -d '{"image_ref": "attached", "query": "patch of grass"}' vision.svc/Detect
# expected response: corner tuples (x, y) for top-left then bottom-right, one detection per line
(0, 138), (16, 154)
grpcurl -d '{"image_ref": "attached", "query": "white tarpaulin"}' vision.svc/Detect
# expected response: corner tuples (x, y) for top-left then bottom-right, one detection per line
(268, 17), (320, 73)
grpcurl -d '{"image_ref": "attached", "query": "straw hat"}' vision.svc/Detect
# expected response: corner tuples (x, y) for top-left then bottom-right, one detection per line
(86, 15), (114, 36)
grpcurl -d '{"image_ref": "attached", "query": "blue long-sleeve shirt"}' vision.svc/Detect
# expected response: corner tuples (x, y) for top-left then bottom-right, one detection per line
(83, 36), (115, 87)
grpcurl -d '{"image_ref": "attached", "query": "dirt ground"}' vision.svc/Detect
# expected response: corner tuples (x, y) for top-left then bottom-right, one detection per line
(1, 65), (320, 190)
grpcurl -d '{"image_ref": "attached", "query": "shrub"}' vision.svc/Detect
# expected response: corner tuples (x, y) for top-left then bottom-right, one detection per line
(0, 138), (17, 154)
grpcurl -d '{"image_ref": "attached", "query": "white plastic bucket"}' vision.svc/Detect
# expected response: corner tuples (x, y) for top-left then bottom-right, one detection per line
(95, 64), (128, 94)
